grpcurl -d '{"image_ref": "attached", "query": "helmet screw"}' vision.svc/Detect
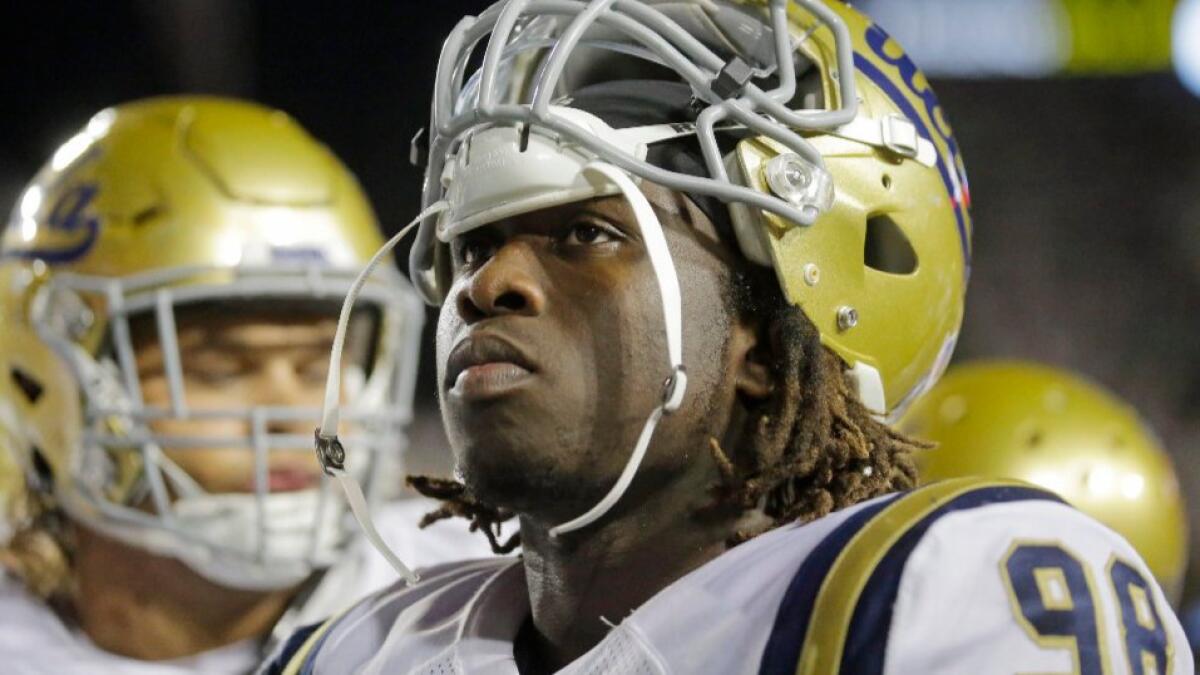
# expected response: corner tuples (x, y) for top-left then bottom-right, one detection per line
(803, 263), (820, 286)
(836, 306), (858, 332)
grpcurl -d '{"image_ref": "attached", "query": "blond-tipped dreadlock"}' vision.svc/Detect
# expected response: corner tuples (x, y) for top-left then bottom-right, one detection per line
(0, 487), (76, 604)
(410, 264), (924, 554)
(407, 475), (521, 554)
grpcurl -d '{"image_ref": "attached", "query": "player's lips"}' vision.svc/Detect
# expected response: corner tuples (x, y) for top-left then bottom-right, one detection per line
(445, 333), (537, 401)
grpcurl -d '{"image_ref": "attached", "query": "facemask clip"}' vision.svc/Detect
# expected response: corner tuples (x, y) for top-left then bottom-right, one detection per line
(313, 430), (346, 477)
(661, 365), (688, 413)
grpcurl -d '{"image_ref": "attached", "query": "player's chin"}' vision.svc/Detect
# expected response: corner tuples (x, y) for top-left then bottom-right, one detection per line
(456, 447), (604, 516)
(448, 422), (597, 511)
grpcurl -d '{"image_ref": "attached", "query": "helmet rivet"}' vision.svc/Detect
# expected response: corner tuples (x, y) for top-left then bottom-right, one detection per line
(836, 306), (858, 331)
(803, 263), (820, 286)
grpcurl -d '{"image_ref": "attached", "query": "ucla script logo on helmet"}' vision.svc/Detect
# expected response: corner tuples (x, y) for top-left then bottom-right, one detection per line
(854, 21), (972, 262)
(4, 152), (103, 264)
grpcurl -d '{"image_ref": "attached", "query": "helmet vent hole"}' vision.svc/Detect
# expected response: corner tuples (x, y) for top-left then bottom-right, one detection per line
(881, 174), (893, 190)
(864, 214), (917, 275)
(132, 205), (162, 227)
(30, 446), (53, 490)
(10, 367), (44, 404)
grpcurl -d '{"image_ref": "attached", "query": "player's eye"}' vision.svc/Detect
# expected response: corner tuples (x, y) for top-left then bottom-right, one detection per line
(562, 219), (622, 247)
(184, 352), (245, 385)
(298, 359), (329, 385)
(451, 234), (498, 270)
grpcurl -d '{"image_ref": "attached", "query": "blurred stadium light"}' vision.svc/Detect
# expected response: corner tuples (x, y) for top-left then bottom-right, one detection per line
(858, 0), (1183, 82)
(1176, 0), (1200, 96)
(855, 0), (1069, 77)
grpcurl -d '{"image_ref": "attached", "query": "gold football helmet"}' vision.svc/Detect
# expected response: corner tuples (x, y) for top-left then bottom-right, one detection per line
(409, 0), (969, 419)
(353, 0), (971, 536)
(0, 97), (423, 590)
(899, 360), (1189, 604)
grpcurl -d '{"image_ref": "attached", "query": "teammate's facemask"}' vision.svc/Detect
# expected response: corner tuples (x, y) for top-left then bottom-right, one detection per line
(320, 0), (970, 579)
(0, 97), (424, 591)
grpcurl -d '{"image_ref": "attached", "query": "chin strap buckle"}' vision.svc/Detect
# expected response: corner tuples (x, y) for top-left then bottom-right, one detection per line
(313, 429), (346, 476)
(661, 365), (688, 413)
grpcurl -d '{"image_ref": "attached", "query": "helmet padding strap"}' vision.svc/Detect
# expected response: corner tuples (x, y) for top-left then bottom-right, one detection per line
(549, 161), (687, 538)
(315, 201), (448, 586)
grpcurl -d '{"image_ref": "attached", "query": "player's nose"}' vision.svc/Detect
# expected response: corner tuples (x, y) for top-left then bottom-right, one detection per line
(457, 239), (546, 323)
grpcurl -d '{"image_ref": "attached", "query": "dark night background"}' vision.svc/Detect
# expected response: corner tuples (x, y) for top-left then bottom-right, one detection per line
(2, 2), (1199, 600)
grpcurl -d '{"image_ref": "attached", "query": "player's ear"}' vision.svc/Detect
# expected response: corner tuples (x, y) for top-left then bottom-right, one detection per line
(732, 315), (774, 402)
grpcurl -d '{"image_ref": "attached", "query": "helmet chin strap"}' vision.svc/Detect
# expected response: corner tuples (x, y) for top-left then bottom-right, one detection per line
(316, 201), (448, 587)
(549, 161), (687, 538)
(318, 160), (686, 570)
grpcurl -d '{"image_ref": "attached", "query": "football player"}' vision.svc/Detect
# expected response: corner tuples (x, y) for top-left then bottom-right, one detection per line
(899, 360), (1190, 606)
(272, 1), (1192, 673)
(0, 97), (492, 673)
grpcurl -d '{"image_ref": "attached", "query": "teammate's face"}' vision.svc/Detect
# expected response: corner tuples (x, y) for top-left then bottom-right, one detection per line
(437, 183), (767, 521)
(133, 308), (358, 495)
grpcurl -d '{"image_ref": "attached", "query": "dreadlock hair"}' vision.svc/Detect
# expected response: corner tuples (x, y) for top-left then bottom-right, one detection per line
(409, 258), (924, 554)
(0, 483), (76, 605)
(406, 475), (520, 554)
(713, 264), (924, 545)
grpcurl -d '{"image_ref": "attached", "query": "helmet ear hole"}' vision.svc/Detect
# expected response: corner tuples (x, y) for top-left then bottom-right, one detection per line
(863, 214), (917, 275)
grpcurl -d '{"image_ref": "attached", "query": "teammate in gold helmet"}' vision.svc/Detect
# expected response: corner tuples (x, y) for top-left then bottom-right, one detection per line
(0, 97), (491, 673)
(899, 359), (1189, 605)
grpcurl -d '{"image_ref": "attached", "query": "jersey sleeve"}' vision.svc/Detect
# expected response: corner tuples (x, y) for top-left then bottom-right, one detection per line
(881, 497), (1192, 675)
(757, 478), (1193, 675)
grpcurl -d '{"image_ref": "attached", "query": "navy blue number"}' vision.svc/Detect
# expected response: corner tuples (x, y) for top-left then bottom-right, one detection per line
(1004, 544), (1106, 675)
(1110, 559), (1171, 674)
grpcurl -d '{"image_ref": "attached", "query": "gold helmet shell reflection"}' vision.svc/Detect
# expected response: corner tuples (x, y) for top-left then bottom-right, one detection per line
(898, 360), (1188, 604)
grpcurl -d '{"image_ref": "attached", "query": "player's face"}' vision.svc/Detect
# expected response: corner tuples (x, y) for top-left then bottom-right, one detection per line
(133, 308), (353, 495)
(437, 183), (761, 519)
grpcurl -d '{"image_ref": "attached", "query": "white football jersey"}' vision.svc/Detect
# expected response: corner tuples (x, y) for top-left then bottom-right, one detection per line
(0, 497), (496, 674)
(266, 479), (1192, 675)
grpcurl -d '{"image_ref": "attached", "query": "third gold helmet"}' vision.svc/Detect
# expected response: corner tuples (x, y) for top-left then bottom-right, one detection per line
(899, 360), (1189, 604)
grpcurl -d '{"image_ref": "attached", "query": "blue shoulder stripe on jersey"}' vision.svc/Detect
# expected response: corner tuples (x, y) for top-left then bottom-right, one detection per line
(298, 614), (347, 675)
(260, 621), (324, 675)
(838, 484), (1066, 675)
(758, 494), (903, 675)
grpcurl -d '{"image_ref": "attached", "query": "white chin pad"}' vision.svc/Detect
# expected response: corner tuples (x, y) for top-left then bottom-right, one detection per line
(437, 106), (648, 241)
